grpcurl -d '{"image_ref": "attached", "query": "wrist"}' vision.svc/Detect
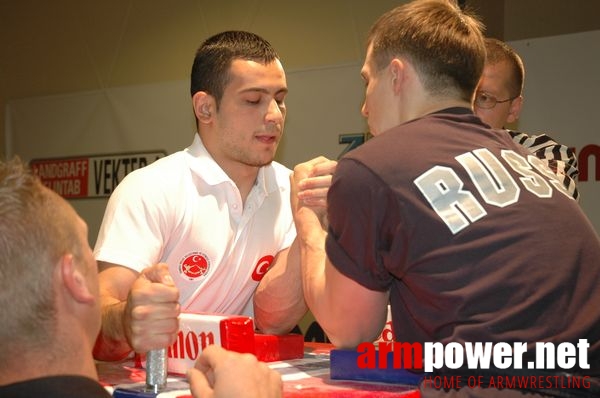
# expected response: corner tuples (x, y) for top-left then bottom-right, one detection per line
(95, 299), (133, 360)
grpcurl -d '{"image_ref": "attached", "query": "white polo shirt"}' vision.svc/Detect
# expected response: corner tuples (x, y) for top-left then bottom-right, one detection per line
(93, 134), (296, 316)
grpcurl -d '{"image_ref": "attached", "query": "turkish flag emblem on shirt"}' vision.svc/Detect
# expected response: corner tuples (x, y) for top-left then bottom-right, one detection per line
(251, 255), (274, 281)
(179, 252), (210, 281)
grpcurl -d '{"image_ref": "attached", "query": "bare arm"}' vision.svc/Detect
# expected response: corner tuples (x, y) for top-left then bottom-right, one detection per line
(93, 262), (137, 361)
(93, 261), (180, 361)
(253, 242), (307, 334)
(253, 158), (337, 335)
(291, 158), (389, 348)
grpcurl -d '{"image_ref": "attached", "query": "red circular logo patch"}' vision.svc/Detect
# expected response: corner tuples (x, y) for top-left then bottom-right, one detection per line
(179, 252), (210, 281)
(251, 255), (274, 281)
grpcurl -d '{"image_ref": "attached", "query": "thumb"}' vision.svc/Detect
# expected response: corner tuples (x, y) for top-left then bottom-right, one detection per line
(142, 263), (175, 286)
(187, 367), (214, 398)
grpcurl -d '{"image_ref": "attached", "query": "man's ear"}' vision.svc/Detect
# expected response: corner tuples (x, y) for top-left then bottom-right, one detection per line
(192, 92), (215, 124)
(506, 95), (523, 124)
(389, 58), (406, 94)
(60, 254), (94, 304)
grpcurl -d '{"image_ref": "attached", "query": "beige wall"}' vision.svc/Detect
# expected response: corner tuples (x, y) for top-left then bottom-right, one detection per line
(467, 0), (600, 41)
(0, 0), (400, 157)
(2, 0), (600, 157)
(503, 0), (600, 41)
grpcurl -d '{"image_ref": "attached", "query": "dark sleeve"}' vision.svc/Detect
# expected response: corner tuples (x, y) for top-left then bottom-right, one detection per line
(325, 157), (396, 291)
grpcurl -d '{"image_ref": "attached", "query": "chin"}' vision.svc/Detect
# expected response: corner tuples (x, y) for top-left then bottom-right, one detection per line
(259, 159), (274, 167)
(367, 123), (379, 136)
(246, 157), (274, 168)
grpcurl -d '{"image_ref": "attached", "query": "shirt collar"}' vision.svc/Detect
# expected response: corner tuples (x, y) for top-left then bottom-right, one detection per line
(185, 134), (230, 185)
(185, 134), (275, 196)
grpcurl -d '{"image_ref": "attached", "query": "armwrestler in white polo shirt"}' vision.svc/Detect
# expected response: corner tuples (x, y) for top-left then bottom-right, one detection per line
(92, 30), (335, 361)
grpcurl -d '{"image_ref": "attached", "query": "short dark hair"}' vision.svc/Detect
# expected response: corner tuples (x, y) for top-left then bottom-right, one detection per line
(190, 31), (280, 108)
(484, 37), (525, 97)
(367, 0), (485, 101)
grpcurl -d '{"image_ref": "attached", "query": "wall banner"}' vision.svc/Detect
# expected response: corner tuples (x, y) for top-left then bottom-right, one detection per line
(29, 151), (166, 199)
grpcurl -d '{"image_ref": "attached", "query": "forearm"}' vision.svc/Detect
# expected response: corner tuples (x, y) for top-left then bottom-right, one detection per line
(290, 156), (383, 346)
(93, 297), (133, 361)
(254, 242), (308, 334)
(298, 221), (387, 348)
(297, 226), (337, 340)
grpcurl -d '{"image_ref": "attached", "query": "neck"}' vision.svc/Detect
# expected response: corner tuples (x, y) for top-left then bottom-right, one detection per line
(223, 163), (259, 204)
(398, 68), (473, 124)
(238, 178), (257, 205)
(0, 338), (98, 385)
(404, 96), (472, 124)
(420, 98), (472, 116)
(197, 132), (260, 204)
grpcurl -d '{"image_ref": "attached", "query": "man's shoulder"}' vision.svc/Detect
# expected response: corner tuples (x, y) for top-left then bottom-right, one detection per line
(121, 150), (187, 182)
(0, 375), (110, 398)
(109, 150), (189, 200)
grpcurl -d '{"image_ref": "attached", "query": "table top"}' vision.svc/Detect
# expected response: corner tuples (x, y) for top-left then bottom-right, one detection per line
(97, 343), (421, 398)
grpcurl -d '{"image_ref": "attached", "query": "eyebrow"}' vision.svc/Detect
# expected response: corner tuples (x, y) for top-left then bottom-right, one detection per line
(239, 87), (289, 96)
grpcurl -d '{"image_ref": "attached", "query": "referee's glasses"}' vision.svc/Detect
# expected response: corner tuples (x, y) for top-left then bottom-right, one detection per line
(474, 90), (519, 109)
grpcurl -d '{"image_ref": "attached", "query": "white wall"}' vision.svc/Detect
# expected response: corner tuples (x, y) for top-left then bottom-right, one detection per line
(6, 81), (195, 245)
